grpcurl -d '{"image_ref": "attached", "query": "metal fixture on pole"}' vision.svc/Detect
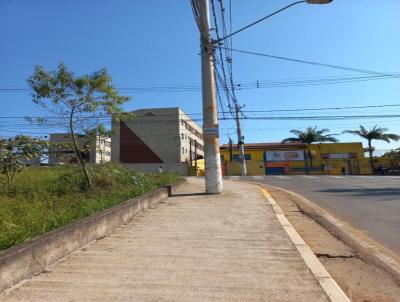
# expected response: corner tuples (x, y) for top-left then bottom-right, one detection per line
(211, 0), (332, 177)
(229, 137), (233, 162)
(234, 102), (247, 176)
(192, 0), (332, 191)
(215, 0), (333, 44)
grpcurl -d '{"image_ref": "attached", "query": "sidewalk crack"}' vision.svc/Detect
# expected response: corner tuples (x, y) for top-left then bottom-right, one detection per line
(315, 253), (354, 259)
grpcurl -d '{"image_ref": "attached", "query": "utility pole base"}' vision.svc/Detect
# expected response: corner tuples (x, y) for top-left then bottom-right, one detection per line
(205, 171), (223, 194)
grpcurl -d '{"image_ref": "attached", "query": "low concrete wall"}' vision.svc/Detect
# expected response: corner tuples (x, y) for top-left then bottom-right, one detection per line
(0, 179), (187, 292)
(124, 163), (189, 176)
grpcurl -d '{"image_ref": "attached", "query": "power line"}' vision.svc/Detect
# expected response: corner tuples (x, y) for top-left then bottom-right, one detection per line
(239, 103), (400, 113)
(224, 47), (397, 77)
(211, 0), (247, 175)
(210, 0), (233, 116)
(215, 0), (308, 43)
(1, 73), (399, 95)
(240, 114), (400, 121)
(0, 103), (400, 119)
(0, 74), (400, 94)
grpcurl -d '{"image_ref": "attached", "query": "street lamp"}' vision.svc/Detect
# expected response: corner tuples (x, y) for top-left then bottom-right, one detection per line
(307, 0), (332, 4)
(215, 0), (333, 44)
(195, 0), (332, 192)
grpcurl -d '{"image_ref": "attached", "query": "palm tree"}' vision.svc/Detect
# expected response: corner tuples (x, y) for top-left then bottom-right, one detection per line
(343, 125), (400, 173)
(282, 126), (338, 170)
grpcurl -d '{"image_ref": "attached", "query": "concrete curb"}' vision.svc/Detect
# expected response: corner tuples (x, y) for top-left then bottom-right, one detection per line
(0, 179), (187, 292)
(264, 183), (400, 287)
(258, 186), (350, 302)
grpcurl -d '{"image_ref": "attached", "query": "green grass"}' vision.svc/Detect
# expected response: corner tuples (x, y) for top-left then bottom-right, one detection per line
(0, 164), (181, 251)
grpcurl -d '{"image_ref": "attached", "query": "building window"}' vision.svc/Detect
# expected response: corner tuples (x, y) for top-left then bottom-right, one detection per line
(233, 154), (251, 161)
(181, 133), (184, 140)
(182, 147), (185, 154)
(195, 143), (204, 151)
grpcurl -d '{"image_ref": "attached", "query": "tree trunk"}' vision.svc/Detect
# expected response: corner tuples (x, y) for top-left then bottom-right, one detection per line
(5, 167), (17, 192)
(5, 168), (12, 191)
(69, 108), (92, 189)
(368, 140), (374, 174)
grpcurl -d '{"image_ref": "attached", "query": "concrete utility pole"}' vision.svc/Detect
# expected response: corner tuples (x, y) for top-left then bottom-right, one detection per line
(199, 0), (223, 193)
(234, 103), (247, 176)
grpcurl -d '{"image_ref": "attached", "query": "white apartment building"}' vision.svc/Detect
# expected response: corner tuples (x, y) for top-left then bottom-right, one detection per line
(48, 133), (111, 165)
(111, 107), (204, 175)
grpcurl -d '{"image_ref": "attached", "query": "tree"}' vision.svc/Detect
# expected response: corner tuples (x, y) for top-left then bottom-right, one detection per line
(384, 148), (400, 160)
(27, 63), (131, 189)
(282, 126), (338, 170)
(343, 125), (400, 173)
(0, 135), (47, 191)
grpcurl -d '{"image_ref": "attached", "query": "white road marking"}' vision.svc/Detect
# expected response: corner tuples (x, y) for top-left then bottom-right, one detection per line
(353, 176), (400, 180)
(300, 175), (318, 179)
(277, 176), (291, 180)
(253, 176), (265, 180)
(330, 176), (346, 179)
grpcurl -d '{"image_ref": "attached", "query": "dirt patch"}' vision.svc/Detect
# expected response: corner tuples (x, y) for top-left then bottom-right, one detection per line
(266, 185), (400, 302)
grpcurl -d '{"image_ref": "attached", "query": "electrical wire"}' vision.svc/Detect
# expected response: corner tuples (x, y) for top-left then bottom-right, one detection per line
(225, 47), (398, 77)
(1, 103), (400, 119)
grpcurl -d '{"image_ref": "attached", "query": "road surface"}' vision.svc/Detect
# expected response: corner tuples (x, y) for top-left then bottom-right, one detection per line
(228, 175), (400, 256)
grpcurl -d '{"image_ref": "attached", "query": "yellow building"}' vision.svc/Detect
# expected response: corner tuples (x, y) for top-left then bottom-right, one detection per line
(220, 142), (372, 176)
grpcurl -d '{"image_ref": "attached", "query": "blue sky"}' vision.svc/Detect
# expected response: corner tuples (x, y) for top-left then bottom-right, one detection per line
(1, 0), (399, 151)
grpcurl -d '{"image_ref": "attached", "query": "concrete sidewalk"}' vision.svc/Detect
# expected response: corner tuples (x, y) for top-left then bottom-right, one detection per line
(1, 178), (333, 301)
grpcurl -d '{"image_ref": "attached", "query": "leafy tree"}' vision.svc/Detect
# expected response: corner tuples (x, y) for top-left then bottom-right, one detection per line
(384, 148), (400, 160)
(27, 63), (131, 188)
(0, 135), (47, 191)
(282, 126), (338, 169)
(343, 125), (400, 172)
(383, 148), (400, 169)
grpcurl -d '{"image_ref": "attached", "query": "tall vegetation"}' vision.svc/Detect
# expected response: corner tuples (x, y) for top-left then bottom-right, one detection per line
(27, 63), (131, 189)
(0, 135), (47, 191)
(343, 125), (400, 172)
(282, 126), (338, 169)
(0, 164), (180, 250)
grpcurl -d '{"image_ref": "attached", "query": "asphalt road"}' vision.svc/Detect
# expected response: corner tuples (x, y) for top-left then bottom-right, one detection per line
(227, 175), (400, 256)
